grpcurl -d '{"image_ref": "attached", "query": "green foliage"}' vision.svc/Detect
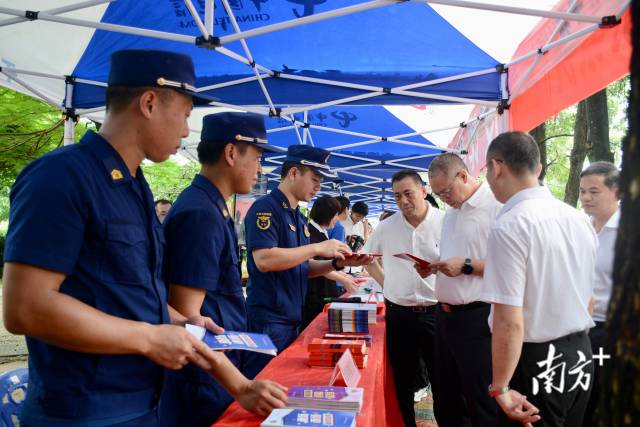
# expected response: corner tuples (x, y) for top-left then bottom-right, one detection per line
(141, 159), (199, 202)
(0, 87), (95, 220)
(541, 76), (629, 200)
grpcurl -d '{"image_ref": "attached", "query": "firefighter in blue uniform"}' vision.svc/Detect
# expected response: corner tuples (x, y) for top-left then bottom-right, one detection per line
(243, 145), (373, 378)
(161, 112), (287, 426)
(1, 50), (285, 427)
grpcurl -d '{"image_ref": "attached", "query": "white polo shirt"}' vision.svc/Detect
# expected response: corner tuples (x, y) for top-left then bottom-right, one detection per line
(481, 186), (597, 343)
(436, 183), (503, 305)
(363, 205), (445, 306)
(592, 209), (619, 323)
(342, 216), (365, 239)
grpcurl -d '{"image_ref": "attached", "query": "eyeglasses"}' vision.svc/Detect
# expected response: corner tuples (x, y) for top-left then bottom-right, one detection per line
(433, 171), (461, 199)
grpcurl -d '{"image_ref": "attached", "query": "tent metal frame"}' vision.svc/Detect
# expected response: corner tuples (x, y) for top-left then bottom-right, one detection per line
(0, 0), (629, 205)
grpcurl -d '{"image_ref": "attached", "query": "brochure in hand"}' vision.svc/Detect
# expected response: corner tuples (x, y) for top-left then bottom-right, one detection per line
(185, 324), (277, 356)
(392, 252), (433, 268)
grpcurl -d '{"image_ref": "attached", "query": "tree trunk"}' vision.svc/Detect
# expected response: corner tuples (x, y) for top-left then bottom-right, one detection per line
(587, 89), (614, 163)
(599, 1), (640, 425)
(530, 123), (547, 181)
(564, 101), (588, 206)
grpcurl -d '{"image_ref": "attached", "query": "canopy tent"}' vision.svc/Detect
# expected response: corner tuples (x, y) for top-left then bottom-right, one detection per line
(451, 0), (632, 175)
(0, 0), (631, 212)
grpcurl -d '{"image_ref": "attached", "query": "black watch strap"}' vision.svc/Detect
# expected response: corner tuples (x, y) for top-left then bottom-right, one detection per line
(332, 257), (344, 271)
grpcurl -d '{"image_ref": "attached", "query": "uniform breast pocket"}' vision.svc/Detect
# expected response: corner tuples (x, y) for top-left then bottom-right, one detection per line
(101, 222), (150, 284)
(218, 249), (242, 295)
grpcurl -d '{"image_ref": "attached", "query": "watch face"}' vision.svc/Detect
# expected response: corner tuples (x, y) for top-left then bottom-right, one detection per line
(462, 264), (473, 275)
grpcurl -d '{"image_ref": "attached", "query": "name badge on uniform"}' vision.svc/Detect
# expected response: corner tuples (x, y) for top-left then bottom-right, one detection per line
(303, 225), (310, 238)
(289, 224), (296, 232)
(110, 169), (124, 181)
(257, 212), (272, 230)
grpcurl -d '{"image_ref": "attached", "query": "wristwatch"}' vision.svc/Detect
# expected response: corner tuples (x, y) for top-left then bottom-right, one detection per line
(461, 258), (474, 275)
(331, 257), (345, 271)
(488, 384), (510, 398)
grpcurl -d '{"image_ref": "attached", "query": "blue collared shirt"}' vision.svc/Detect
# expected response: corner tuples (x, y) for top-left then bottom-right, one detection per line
(245, 188), (310, 325)
(327, 220), (346, 242)
(4, 131), (168, 420)
(163, 174), (245, 380)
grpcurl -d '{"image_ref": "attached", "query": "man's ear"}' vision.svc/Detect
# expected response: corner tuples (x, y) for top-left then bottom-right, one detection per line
(534, 163), (543, 178)
(137, 90), (158, 119)
(459, 169), (469, 183)
(223, 143), (236, 167)
(489, 159), (502, 179)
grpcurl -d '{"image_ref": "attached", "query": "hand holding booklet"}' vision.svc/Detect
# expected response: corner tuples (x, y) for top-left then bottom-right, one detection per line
(186, 324), (277, 356)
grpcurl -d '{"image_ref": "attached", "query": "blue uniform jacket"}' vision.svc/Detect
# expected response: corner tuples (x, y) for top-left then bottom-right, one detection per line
(3, 131), (169, 420)
(244, 188), (310, 326)
(162, 174), (246, 380)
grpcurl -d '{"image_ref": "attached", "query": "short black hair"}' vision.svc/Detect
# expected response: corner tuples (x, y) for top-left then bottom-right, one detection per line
(310, 195), (341, 226)
(379, 210), (395, 221)
(486, 131), (540, 176)
(428, 153), (468, 178)
(335, 195), (350, 213)
(105, 86), (174, 114)
(280, 161), (311, 179)
(197, 141), (249, 165)
(580, 161), (620, 189)
(351, 201), (369, 216)
(155, 199), (172, 206)
(391, 169), (424, 186)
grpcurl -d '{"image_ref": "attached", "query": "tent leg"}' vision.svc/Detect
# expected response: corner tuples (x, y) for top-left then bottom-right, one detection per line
(64, 118), (75, 145)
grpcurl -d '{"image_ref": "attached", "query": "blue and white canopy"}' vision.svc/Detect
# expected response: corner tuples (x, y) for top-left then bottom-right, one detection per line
(1, 0), (624, 213)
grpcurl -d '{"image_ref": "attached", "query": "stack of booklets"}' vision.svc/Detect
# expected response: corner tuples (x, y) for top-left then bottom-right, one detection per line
(261, 409), (356, 427)
(286, 386), (364, 412)
(307, 338), (368, 368)
(323, 333), (372, 347)
(327, 302), (376, 333)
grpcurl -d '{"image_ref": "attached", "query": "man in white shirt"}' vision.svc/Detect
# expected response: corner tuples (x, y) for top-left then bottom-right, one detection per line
(363, 170), (445, 427)
(482, 131), (597, 427)
(341, 201), (369, 245)
(579, 161), (620, 425)
(424, 153), (502, 426)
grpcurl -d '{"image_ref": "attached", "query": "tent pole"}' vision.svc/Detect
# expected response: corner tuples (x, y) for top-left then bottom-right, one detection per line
(64, 79), (75, 145)
(0, 0), (112, 28)
(414, 0), (602, 24)
(302, 111), (309, 145)
(0, 67), (65, 80)
(199, 75), (267, 91)
(184, 0), (210, 39)
(205, 0), (214, 35)
(506, 23), (600, 68)
(509, 0), (580, 101)
(1, 71), (63, 109)
(218, 0), (279, 116)
(616, 1), (631, 19)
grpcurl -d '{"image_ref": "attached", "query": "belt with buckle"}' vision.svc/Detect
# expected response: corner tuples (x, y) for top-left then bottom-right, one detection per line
(385, 299), (435, 312)
(439, 301), (489, 313)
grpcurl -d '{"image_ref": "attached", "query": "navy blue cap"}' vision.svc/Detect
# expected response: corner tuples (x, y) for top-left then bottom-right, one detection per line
(285, 145), (336, 178)
(200, 112), (281, 153)
(108, 49), (212, 105)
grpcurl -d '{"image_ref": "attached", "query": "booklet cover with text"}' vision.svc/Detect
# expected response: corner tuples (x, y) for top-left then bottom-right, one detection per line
(186, 324), (277, 356)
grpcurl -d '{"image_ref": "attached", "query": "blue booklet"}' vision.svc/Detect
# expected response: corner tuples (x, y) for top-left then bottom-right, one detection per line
(261, 409), (356, 427)
(186, 324), (277, 356)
